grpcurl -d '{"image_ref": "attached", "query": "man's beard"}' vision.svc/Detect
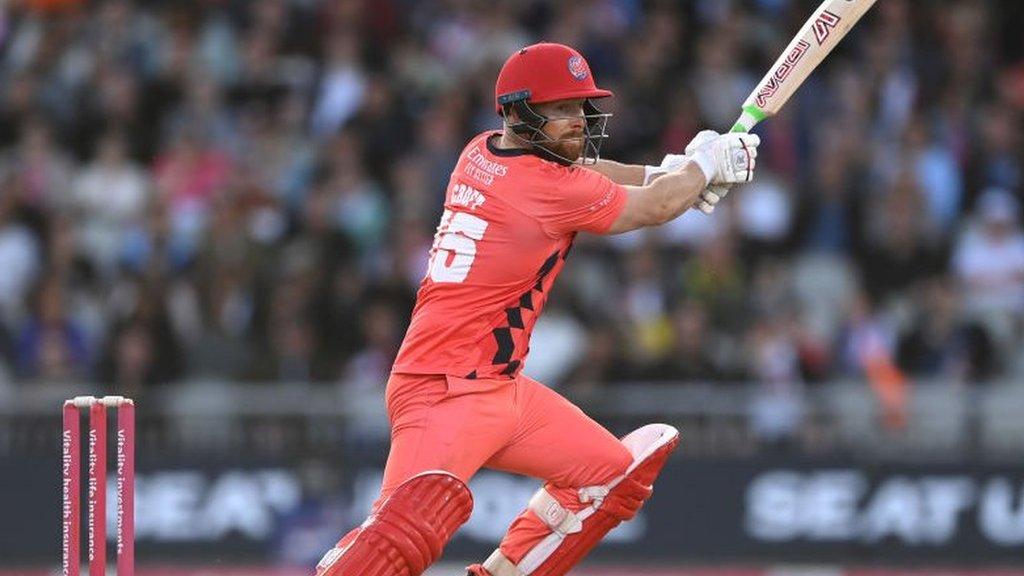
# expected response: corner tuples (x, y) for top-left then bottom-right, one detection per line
(545, 134), (584, 162)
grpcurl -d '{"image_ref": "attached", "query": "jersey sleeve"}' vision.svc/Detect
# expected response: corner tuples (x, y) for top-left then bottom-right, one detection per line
(531, 166), (628, 236)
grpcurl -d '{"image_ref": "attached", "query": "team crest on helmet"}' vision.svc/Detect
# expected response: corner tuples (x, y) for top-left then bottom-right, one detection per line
(567, 55), (588, 81)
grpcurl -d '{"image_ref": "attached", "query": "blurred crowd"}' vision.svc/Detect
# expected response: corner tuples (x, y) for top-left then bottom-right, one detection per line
(0, 0), (1022, 401)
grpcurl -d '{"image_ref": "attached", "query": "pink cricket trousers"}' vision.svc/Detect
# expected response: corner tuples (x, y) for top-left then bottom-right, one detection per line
(366, 371), (633, 563)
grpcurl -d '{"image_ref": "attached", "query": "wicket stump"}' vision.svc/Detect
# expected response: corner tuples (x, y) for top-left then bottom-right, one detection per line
(62, 395), (135, 576)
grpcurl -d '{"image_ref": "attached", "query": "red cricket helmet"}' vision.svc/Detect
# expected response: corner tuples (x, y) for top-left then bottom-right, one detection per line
(494, 43), (613, 165)
(494, 43), (613, 114)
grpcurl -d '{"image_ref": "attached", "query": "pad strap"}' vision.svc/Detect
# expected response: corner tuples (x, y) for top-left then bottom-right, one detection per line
(527, 489), (583, 535)
(482, 549), (525, 576)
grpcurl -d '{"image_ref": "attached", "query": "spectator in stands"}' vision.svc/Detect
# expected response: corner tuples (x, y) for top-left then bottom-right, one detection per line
(6, 120), (72, 210)
(71, 130), (151, 277)
(640, 301), (732, 383)
(897, 277), (996, 383)
(952, 188), (1024, 359)
(0, 188), (41, 323)
(15, 276), (91, 381)
(746, 312), (806, 449)
(859, 172), (947, 305)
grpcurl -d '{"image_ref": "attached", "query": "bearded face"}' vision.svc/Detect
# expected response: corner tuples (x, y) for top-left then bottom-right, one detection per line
(544, 131), (585, 162)
(532, 99), (588, 162)
(502, 97), (610, 165)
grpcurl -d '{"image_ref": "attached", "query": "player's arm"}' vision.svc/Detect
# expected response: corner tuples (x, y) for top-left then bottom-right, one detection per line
(585, 159), (646, 186)
(587, 158), (690, 187)
(605, 163), (707, 233)
(605, 132), (760, 234)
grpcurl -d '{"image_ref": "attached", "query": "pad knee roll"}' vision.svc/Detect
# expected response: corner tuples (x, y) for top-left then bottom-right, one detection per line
(317, 471), (473, 576)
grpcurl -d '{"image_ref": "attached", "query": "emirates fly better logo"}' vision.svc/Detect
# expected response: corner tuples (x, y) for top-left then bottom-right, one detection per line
(567, 55), (588, 81)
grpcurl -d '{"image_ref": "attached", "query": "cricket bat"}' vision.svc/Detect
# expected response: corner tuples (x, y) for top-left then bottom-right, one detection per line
(731, 0), (879, 133)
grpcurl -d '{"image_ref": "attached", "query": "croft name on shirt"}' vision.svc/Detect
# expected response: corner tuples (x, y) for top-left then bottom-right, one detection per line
(450, 183), (486, 210)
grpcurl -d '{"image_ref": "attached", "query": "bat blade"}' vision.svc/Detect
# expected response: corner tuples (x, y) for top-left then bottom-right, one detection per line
(732, 0), (879, 133)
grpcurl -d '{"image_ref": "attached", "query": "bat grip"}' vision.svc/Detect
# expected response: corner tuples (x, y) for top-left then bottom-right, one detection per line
(730, 122), (751, 134)
(731, 104), (768, 133)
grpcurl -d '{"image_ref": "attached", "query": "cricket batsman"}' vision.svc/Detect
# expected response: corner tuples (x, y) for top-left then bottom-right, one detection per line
(315, 42), (760, 576)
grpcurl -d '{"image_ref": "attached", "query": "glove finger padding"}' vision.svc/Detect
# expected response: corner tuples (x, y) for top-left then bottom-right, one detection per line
(697, 184), (730, 215)
(728, 135), (759, 183)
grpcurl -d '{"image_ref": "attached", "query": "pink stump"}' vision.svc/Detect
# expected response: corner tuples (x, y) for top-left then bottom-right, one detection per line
(117, 401), (135, 576)
(62, 402), (80, 576)
(88, 402), (106, 576)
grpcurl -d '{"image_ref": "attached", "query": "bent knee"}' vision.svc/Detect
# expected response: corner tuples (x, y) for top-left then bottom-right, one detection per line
(582, 440), (633, 486)
(609, 441), (634, 476)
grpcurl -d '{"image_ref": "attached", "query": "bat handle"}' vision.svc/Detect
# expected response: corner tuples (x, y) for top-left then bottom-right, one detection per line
(730, 104), (768, 133)
(730, 122), (750, 133)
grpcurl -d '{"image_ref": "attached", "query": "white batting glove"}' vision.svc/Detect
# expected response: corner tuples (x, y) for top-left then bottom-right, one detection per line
(653, 130), (728, 177)
(690, 132), (759, 185)
(644, 153), (686, 184)
(684, 131), (730, 214)
(688, 132), (760, 212)
(651, 131), (759, 214)
(684, 130), (720, 154)
(659, 153), (689, 172)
